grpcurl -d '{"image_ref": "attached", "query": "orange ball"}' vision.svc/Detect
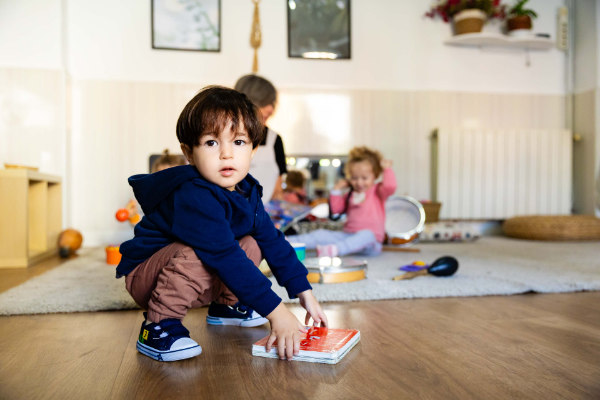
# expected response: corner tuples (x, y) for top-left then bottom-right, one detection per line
(115, 208), (129, 222)
(128, 213), (141, 225)
(58, 229), (83, 258)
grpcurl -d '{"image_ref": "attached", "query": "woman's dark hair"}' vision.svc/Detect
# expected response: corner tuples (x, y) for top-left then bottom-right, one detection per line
(176, 85), (264, 149)
(234, 74), (277, 108)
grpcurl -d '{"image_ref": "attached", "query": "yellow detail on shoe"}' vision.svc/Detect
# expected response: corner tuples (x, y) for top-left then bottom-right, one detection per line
(142, 329), (149, 341)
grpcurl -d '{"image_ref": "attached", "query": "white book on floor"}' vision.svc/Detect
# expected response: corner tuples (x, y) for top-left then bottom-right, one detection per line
(252, 326), (360, 364)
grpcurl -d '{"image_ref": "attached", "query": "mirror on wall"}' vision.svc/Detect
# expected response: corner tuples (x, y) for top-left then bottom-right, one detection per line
(285, 154), (347, 199)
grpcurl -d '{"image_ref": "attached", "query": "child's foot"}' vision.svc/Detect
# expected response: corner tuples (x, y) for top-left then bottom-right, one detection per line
(206, 302), (268, 327)
(317, 244), (339, 257)
(136, 313), (202, 362)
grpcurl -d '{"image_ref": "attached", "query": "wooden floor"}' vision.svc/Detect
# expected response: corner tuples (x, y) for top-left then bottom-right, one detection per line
(0, 257), (599, 399)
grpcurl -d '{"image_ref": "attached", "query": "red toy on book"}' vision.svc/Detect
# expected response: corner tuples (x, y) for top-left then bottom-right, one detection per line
(252, 326), (360, 364)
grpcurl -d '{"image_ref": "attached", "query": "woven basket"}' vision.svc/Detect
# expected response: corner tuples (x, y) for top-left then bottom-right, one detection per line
(421, 202), (441, 223)
(503, 215), (600, 241)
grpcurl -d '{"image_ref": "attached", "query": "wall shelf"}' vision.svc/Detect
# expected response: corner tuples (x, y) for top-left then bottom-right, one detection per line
(444, 32), (555, 50)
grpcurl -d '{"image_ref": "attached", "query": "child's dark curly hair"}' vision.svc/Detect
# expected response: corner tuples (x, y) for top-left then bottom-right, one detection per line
(285, 170), (306, 189)
(176, 85), (264, 149)
(344, 146), (383, 179)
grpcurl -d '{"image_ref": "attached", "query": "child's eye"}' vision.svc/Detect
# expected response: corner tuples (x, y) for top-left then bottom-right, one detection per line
(234, 139), (246, 146)
(204, 140), (217, 147)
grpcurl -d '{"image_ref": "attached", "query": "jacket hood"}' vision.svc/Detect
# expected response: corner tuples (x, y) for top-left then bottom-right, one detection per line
(128, 165), (200, 214)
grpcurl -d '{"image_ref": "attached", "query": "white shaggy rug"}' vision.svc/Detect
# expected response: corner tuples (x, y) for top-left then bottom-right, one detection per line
(0, 237), (598, 315)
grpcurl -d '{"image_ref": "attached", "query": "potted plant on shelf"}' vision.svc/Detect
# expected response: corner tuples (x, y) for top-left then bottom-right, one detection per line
(425, 0), (506, 36)
(505, 0), (537, 36)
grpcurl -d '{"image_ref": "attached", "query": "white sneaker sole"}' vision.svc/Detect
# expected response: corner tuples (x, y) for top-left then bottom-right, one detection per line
(136, 341), (202, 362)
(206, 315), (268, 327)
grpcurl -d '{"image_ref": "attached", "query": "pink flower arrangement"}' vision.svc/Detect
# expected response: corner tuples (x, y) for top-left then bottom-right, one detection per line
(425, 0), (506, 22)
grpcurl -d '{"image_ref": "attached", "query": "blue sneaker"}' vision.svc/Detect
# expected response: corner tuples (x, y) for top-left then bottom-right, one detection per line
(206, 302), (268, 327)
(136, 313), (202, 362)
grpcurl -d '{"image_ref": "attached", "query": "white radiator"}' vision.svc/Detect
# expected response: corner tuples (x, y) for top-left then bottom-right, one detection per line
(434, 128), (572, 219)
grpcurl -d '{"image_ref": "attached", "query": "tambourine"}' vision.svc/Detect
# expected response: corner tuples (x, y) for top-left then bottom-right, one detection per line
(303, 257), (367, 284)
(385, 195), (425, 246)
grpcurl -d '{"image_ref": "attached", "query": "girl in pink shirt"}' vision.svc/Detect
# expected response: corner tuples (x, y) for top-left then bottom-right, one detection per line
(289, 146), (397, 256)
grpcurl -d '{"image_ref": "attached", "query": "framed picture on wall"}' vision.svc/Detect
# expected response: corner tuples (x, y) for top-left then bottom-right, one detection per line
(287, 0), (351, 60)
(151, 0), (221, 52)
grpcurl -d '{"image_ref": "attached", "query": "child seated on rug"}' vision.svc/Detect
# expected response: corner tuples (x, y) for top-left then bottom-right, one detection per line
(150, 148), (187, 173)
(282, 170), (309, 205)
(288, 146), (396, 257)
(116, 86), (327, 362)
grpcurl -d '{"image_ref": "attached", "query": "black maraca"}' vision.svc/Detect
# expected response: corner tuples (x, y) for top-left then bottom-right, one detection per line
(392, 256), (459, 280)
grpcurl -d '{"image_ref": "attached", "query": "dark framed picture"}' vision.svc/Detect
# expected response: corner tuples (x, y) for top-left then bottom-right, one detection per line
(151, 0), (221, 52)
(287, 0), (351, 60)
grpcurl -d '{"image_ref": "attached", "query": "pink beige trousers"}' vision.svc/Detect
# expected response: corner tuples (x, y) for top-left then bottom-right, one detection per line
(125, 236), (262, 323)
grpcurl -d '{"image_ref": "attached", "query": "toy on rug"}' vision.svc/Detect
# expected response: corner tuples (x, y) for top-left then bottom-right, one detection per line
(303, 256), (368, 284)
(399, 260), (428, 272)
(420, 222), (480, 242)
(385, 195), (425, 247)
(392, 256), (458, 280)
(264, 199), (312, 232)
(105, 245), (122, 265)
(115, 199), (141, 225)
(57, 228), (83, 258)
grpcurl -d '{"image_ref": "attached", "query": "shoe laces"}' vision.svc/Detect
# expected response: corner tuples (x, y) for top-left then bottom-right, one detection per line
(157, 318), (190, 337)
(231, 302), (252, 315)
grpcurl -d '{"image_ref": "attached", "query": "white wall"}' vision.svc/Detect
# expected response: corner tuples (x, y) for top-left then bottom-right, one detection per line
(597, 0), (600, 217)
(0, 0), (65, 176)
(572, 0), (600, 215)
(574, 0), (597, 93)
(0, 0), (573, 246)
(63, 0), (565, 93)
(0, 0), (63, 69)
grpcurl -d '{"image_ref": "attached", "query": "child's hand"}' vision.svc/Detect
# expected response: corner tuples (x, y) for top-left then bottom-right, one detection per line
(297, 289), (328, 327)
(333, 179), (349, 191)
(381, 159), (393, 169)
(265, 303), (308, 360)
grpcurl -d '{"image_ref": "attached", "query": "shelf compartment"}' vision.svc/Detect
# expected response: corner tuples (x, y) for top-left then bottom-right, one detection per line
(0, 169), (62, 268)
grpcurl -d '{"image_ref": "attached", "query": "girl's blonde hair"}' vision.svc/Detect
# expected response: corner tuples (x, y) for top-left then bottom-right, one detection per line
(151, 149), (187, 173)
(344, 146), (383, 179)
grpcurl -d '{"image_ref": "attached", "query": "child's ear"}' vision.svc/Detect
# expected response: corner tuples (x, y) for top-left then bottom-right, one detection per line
(251, 146), (258, 158)
(180, 143), (192, 164)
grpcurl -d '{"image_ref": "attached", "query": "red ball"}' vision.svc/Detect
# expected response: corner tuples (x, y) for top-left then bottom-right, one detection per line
(115, 208), (129, 222)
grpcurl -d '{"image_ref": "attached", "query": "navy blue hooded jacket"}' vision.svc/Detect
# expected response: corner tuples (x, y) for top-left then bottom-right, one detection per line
(116, 165), (311, 317)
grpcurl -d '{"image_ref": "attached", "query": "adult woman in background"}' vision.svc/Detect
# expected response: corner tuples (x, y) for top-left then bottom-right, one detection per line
(234, 74), (287, 201)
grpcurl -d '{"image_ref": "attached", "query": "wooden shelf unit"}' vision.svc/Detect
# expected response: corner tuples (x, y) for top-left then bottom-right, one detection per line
(0, 169), (62, 268)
